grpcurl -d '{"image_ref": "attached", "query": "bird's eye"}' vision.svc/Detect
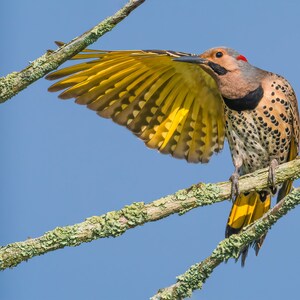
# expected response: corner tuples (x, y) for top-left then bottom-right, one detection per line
(215, 51), (223, 58)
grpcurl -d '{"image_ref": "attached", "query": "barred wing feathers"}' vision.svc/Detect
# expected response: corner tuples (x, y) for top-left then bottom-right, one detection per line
(47, 49), (225, 163)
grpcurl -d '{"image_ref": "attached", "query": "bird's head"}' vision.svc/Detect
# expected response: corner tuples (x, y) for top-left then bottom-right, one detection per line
(174, 47), (263, 99)
(174, 47), (248, 76)
(200, 47), (248, 74)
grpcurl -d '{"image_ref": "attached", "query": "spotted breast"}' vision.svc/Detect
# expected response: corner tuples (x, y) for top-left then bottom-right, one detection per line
(225, 73), (298, 175)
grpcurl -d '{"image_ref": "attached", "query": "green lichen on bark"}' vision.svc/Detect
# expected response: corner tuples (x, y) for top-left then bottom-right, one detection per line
(0, 0), (146, 102)
(211, 188), (300, 263)
(122, 201), (148, 226)
(151, 259), (218, 300)
(152, 188), (300, 299)
(0, 201), (150, 270)
(1, 162), (300, 275)
(87, 201), (148, 237)
(192, 183), (221, 205)
(178, 183), (222, 215)
(87, 202), (148, 237)
(89, 20), (115, 41)
(0, 72), (19, 102)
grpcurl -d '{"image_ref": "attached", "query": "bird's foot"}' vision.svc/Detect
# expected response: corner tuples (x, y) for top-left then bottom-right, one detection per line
(230, 171), (240, 200)
(268, 159), (278, 194)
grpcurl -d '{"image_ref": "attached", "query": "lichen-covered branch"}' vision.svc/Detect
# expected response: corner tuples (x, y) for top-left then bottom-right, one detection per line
(0, 157), (299, 271)
(0, 0), (145, 102)
(151, 187), (300, 300)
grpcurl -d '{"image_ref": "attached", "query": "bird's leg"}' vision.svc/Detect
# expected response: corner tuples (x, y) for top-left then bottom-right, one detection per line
(230, 167), (240, 201)
(268, 158), (278, 194)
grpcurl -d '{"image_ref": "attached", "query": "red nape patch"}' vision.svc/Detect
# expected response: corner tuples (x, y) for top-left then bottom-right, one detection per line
(236, 54), (248, 62)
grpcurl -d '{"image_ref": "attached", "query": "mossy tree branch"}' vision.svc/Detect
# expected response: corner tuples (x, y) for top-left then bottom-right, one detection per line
(1, 158), (300, 271)
(151, 187), (300, 300)
(0, 0), (145, 102)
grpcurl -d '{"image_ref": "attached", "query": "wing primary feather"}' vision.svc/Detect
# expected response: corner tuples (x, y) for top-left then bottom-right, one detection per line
(49, 56), (139, 93)
(59, 59), (142, 99)
(200, 110), (214, 162)
(158, 87), (190, 153)
(145, 76), (184, 149)
(85, 65), (151, 111)
(111, 66), (173, 125)
(138, 74), (182, 140)
(47, 54), (133, 81)
(96, 67), (156, 119)
(128, 69), (178, 134)
(172, 92), (195, 159)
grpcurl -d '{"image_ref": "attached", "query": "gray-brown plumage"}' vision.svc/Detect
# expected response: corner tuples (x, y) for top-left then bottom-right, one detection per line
(46, 45), (300, 264)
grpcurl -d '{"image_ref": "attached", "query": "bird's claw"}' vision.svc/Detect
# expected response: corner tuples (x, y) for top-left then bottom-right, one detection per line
(230, 172), (240, 200)
(268, 159), (278, 194)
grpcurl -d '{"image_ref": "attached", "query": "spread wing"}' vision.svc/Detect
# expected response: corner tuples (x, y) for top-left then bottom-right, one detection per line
(46, 48), (225, 163)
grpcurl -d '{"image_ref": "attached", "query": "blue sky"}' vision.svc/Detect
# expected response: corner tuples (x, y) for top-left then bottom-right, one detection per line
(1, 1), (300, 299)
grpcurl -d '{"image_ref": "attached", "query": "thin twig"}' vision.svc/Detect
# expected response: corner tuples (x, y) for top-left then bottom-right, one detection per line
(0, 0), (145, 102)
(0, 158), (299, 271)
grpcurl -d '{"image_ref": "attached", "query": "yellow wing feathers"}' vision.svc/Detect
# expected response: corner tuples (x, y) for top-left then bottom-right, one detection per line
(47, 49), (225, 163)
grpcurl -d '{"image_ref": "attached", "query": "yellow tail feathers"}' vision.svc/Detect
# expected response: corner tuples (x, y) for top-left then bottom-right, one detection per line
(226, 192), (270, 230)
(226, 191), (271, 265)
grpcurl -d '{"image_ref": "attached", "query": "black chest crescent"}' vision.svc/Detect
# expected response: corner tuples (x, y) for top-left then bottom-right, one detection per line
(223, 85), (264, 112)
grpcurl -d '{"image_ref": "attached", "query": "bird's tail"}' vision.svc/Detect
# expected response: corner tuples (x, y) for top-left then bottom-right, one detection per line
(225, 191), (271, 266)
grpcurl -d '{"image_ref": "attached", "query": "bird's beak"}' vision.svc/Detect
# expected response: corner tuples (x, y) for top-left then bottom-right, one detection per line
(174, 55), (228, 76)
(173, 56), (209, 65)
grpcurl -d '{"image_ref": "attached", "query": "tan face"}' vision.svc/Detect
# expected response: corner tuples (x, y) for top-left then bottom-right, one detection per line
(200, 47), (247, 73)
(198, 48), (255, 99)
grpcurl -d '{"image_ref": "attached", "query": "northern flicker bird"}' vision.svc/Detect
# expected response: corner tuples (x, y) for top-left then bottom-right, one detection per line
(46, 45), (299, 264)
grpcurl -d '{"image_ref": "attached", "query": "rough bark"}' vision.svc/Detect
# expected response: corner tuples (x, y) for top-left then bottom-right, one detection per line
(0, 0), (145, 102)
(1, 158), (299, 271)
(151, 187), (300, 299)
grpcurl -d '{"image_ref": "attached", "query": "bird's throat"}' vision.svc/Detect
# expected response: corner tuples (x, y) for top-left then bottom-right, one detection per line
(222, 85), (264, 111)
